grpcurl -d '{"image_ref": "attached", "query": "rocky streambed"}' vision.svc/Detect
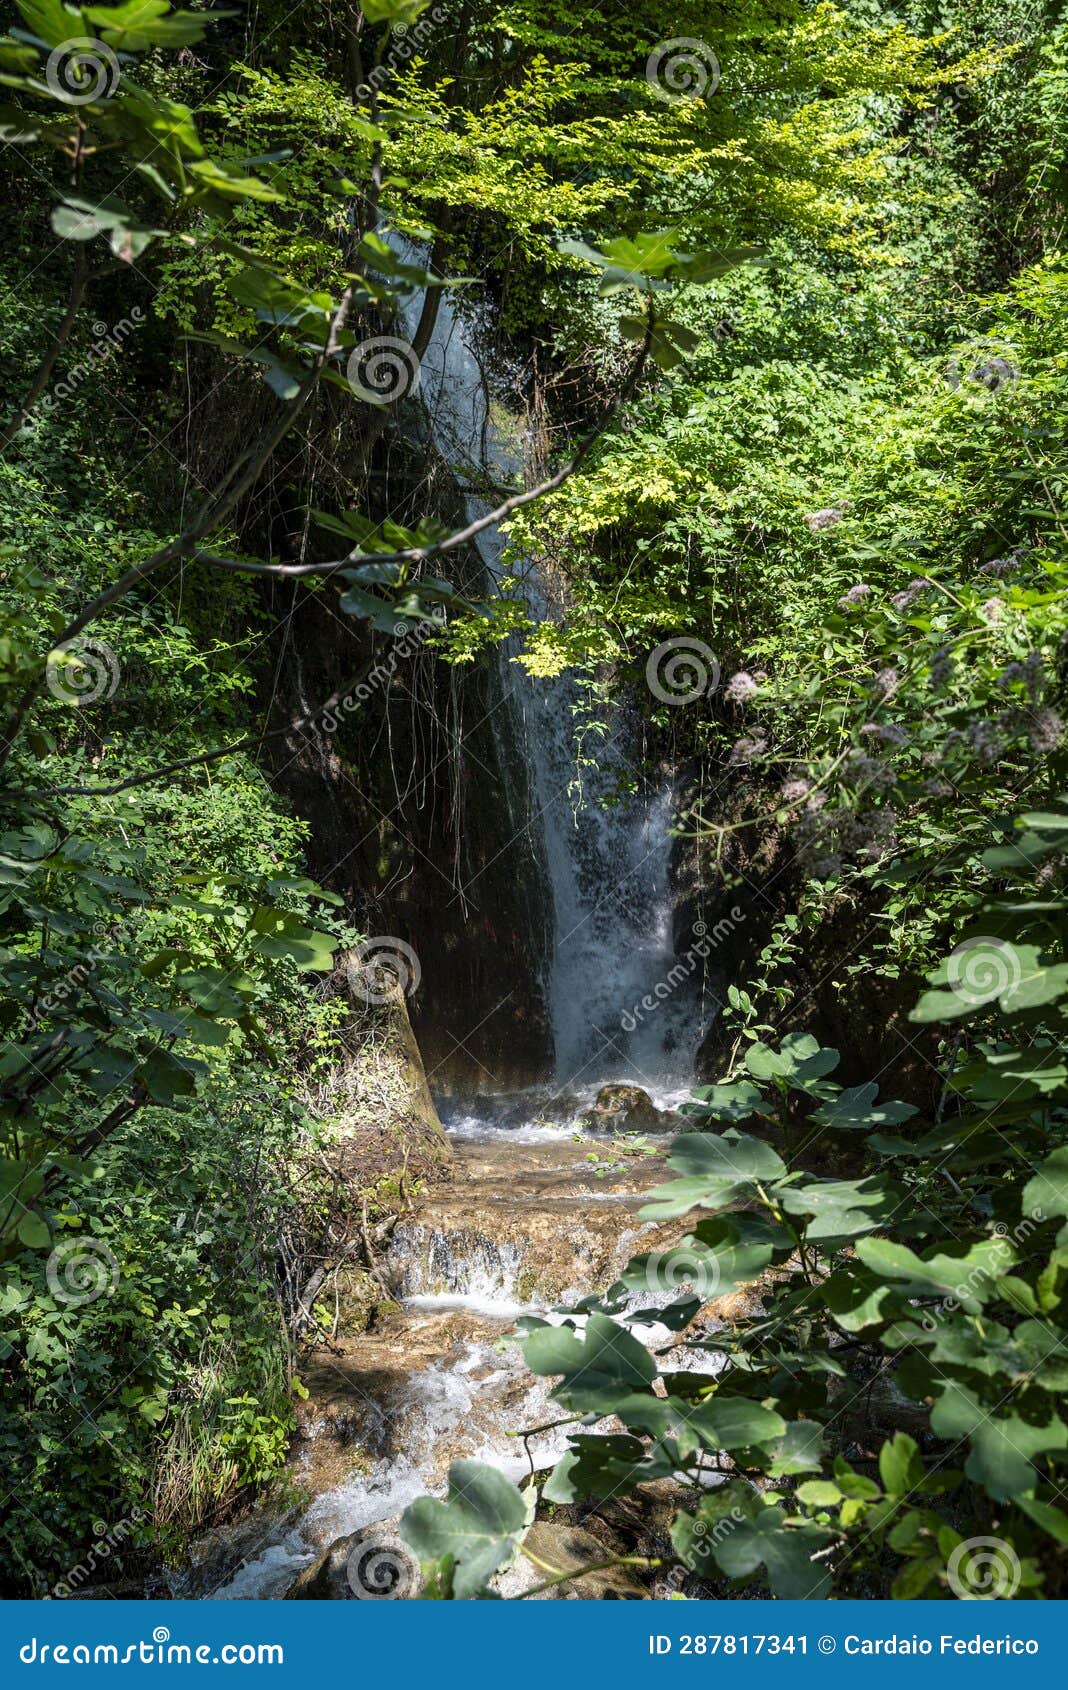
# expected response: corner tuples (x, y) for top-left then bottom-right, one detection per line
(178, 1096), (747, 1601)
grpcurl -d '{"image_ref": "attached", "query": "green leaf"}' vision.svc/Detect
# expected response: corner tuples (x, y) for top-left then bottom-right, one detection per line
(359, 0), (431, 24)
(674, 1485), (832, 1598)
(15, 0), (87, 49)
(821, 1264), (906, 1332)
(640, 1130), (787, 1221)
(542, 1435), (672, 1503)
(1023, 1147), (1068, 1247)
(746, 1033), (839, 1090)
(781, 1176), (899, 1243)
(1017, 1496), (1068, 1544)
(84, 2), (214, 50)
(929, 1382), (1068, 1501)
(51, 195), (163, 258)
(811, 1083), (917, 1131)
(681, 1079), (772, 1122)
(16, 1211), (50, 1249)
(521, 1312), (656, 1412)
(687, 1396), (786, 1450)
(400, 1460), (528, 1599)
(766, 1420), (824, 1477)
(856, 1235), (1016, 1310)
(795, 1480), (842, 1507)
(878, 1433), (925, 1498)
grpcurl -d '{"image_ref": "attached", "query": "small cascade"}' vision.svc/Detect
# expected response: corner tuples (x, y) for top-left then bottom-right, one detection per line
(178, 1123), (743, 1601)
(387, 1221), (528, 1313)
(205, 1325), (571, 1601)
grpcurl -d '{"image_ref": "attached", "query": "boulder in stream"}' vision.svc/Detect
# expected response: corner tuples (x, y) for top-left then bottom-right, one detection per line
(581, 1083), (663, 1133)
(286, 1521), (419, 1600)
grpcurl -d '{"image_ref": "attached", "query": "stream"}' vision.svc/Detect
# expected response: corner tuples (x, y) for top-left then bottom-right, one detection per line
(181, 274), (712, 1600)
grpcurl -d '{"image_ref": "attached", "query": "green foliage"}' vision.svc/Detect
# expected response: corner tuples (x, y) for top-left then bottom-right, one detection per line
(403, 794), (1068, 1598)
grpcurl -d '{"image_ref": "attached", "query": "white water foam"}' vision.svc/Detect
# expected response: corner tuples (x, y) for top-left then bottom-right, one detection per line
(396, 251), (708, 1096)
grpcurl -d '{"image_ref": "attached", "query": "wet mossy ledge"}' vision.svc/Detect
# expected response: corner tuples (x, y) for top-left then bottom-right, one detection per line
(299, 951), (453, 1340)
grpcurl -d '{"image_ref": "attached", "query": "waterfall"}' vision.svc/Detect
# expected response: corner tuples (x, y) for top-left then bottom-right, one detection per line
(406, 275), (703, 1100)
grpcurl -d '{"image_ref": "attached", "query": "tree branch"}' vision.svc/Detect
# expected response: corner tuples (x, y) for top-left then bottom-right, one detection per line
(4, 657), (380, 801)
(0, 298), (653, 770)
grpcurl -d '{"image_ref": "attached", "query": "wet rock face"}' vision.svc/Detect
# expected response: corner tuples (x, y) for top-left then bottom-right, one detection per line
(286, 1522), (417, 1601)
(496, 1521), (648, 1600)
(383, 1139), (665, 1306)
(581, 1083), (665, 1133)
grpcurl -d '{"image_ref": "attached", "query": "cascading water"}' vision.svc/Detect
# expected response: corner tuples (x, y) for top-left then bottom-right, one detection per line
(180, 263), (719, 1602)
(407, 274), (704, 1099)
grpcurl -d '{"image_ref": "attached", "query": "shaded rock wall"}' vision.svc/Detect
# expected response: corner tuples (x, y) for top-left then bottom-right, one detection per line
(265, 579), (553, 1094)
